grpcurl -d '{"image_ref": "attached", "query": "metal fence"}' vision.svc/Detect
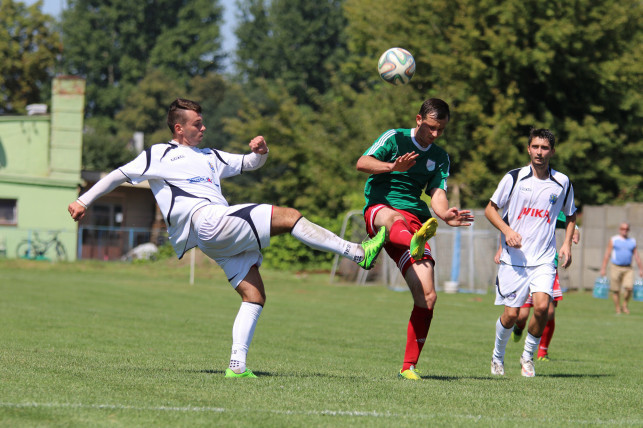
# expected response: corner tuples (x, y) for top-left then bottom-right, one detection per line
(330, 209), (498, 294)
(77, 225), (168, 261)
(5, 203), (641, 292)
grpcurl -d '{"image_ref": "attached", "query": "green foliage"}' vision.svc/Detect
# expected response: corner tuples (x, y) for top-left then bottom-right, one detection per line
(0, 0), (60, 114)
(81, 116), (133, 171)
(235, 0), (347, 104)
(148, 0), (224, 86)
(114, 69), (185, 148)
(343, 0), (643, 207)
(62, 0), (224, 118)
(223, 79), (362, 218)
(61, 0), (226, 169)
(261, 214), (343, 271)
(188, 73), (244, 151)
(154, 240), (176, 261)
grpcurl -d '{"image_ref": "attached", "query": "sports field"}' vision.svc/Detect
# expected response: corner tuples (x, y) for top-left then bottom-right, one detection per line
(1, 259), (641, 427)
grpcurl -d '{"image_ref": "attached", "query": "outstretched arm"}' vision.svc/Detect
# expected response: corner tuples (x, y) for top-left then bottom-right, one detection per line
(428, 188), (474, 227)
(68, 170), (128, 221)
(356, 152), (419, 174)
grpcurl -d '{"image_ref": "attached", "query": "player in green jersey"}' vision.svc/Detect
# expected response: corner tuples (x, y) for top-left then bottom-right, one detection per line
(356, 98), (474, 380)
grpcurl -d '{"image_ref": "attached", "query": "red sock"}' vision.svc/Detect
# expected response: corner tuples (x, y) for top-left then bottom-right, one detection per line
(402, 305), (433, 371)
(389, 219), (413, 249)
(538, 319), (555, 358)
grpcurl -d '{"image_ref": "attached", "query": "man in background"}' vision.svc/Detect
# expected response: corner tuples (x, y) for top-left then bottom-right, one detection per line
(600, 223), (642, 314)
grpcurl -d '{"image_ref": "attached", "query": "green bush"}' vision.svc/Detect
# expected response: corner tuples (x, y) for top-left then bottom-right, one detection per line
(262, 214), (358, 271)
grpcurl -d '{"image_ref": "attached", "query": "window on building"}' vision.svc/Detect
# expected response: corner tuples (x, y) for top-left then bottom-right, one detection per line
(0, 199), (17, 225)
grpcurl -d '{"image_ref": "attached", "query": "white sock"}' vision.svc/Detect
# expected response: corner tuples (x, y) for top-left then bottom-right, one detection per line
(522, 332), (541, 361)
(492, 317), (513, 363)
(291, 217), (364, 263)
(229, 302), (263, 373)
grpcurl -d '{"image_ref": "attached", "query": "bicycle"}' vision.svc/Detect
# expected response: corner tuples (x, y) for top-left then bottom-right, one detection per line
(16, 230), (67, 262)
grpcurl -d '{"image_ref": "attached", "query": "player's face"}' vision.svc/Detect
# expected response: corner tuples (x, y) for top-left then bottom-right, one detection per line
(415, 114), (448, 147)
(527, 137), (554, 168)
(177, 110), (206, 146)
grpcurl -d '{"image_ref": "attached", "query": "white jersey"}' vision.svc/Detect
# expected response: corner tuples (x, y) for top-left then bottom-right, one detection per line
(119, 141), (247, 258)
(491, 165), (576, 267)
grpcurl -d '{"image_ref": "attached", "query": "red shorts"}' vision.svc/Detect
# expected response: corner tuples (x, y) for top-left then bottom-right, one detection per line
(521, 270), (563, 307)
(364, 204), (434, 277)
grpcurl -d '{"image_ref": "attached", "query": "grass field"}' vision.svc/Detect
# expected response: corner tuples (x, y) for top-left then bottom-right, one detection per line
(0, 258), (641, 427)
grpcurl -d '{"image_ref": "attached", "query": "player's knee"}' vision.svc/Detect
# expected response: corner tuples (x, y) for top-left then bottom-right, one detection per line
(272, 206), (302, 234)
(424, 289), (437, 307)
(533, 304), (548, 319)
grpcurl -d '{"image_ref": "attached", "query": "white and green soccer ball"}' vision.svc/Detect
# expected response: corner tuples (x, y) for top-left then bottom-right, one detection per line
(377, 47), (416, 85)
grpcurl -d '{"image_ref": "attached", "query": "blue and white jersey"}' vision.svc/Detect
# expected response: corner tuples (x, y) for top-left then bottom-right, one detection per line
(491, 165), (576, 267)
(119, 141), (246, 258)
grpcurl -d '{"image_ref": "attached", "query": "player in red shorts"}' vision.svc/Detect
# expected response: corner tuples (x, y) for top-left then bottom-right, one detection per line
(357, 99), (473, 379)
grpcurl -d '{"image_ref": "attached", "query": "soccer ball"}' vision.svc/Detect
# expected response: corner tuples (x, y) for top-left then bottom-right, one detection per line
(377, 47), (416, 85)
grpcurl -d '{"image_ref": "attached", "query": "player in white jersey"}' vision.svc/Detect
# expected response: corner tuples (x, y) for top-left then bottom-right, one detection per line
(68, 98), (387, 378)
(485, 128), (576, 377)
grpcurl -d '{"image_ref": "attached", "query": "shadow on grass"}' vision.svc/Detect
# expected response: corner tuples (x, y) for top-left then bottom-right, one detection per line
(421, 373), (612, 380)
(423, 375), (497, 381)
(539, 373), (612, 378)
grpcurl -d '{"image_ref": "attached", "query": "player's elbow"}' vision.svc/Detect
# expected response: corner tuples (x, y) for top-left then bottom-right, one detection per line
(484, 202), (496, 221)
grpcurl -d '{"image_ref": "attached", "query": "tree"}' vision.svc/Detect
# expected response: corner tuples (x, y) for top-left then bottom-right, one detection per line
(343, 0), (643, 207)
(0, 0), (61, 114)
(61, 0), (225, 170)
(222, 78), (360, 218)
(114, 69), (184, 150)
(62, 0), (224, 118)
(235, 0), (347, 105)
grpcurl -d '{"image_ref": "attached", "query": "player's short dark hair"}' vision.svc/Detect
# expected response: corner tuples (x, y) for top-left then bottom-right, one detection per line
(167, 98), (202, 132)
(528, 128), (556, 149)
(418, 98), (450, 121)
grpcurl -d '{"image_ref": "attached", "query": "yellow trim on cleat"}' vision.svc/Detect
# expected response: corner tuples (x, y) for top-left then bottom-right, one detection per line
(410, 218), (437, 260)
(398, 366), (422, 380)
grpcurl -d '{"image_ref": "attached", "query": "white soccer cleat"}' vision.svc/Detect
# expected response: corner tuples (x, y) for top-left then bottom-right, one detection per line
(491, 359), (505, 376)
(520, 356), (535, 377)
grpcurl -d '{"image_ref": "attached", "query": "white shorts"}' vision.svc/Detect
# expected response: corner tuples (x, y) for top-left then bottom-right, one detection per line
(495, 263), (556, 307)
(192, 203), (273, 288)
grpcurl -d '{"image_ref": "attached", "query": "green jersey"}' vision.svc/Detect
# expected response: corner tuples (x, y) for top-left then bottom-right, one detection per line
(362, 128), (450, 222)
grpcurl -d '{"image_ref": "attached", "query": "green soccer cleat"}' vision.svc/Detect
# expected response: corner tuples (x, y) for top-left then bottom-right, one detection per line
(537, 355), (550, 362)
(410, 218), (438, 260)
(512, 326), (523, 342)
(225, 368), (258, 378)
(398, 365), (422, 380)
(358, 226), (387, 270)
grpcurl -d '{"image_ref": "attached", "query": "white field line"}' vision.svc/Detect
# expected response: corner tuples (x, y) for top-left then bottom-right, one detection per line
(0, 401), (639, 425)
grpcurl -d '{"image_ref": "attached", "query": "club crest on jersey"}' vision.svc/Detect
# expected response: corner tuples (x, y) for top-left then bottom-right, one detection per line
(208, 161), (215, 172)
(426, 159), (436, 171)
(549, 194), (558, 204)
